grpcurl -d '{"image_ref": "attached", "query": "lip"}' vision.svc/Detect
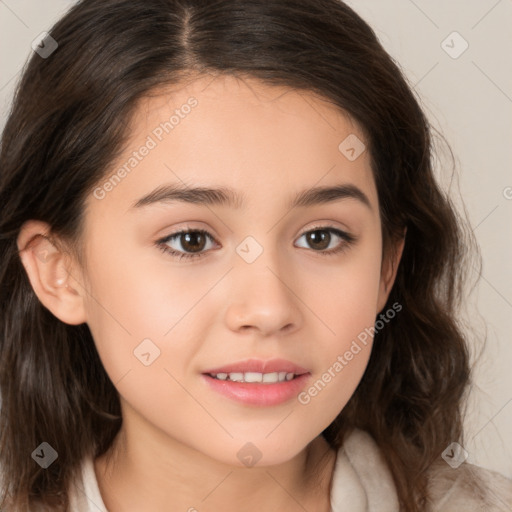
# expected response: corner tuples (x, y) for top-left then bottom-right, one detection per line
(201, 373), (311, 407)
(202, 358), (309, 375)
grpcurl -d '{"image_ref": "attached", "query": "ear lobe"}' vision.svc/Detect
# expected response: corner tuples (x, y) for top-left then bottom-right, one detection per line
(17, 220), (87, 325)
(376, 228), (407, 313)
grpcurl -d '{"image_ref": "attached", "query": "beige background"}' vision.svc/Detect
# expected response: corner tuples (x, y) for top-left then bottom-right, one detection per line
(1, 0), (511, 478)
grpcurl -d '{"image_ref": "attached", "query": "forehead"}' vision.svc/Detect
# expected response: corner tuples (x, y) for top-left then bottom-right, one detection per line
(85, 74), (377, 217)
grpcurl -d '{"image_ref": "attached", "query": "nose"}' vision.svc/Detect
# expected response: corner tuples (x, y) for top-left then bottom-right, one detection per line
(224, 255), (303, 337)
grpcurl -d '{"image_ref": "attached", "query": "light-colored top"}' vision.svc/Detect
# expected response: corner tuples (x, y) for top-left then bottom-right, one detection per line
(67, 429), (512, 511)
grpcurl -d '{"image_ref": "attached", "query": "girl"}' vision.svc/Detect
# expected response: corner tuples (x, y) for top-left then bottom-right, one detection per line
(0, 0), (510, 510)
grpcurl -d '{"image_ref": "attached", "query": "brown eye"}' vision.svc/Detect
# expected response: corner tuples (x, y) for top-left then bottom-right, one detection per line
(179, 231), (208, 253)
(157, 229), (217, 260)
(157, 225), (355, 261)
(305, 229), (331, 251)
(295, 226), (355, 255)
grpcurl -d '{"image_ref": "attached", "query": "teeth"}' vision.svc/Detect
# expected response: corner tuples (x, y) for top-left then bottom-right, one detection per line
(210, 372), (297, 383)
(244, 372), (263, 383)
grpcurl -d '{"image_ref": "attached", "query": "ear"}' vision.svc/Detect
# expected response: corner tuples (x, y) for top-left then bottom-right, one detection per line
(376, 228), (406, 313)
(16, 220), (87, 325)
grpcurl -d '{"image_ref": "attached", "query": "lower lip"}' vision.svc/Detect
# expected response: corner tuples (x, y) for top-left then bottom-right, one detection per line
(201, 373), (311, 407)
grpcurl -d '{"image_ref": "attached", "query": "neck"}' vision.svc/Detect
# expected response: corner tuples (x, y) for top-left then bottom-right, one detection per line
(94, 403), (336, 511)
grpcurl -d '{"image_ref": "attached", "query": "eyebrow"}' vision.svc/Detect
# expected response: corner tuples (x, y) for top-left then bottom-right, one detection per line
(130, 182), (372, 211)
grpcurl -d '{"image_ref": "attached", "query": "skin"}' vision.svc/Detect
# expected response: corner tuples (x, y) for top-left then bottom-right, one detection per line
(17, 74), (404, 511)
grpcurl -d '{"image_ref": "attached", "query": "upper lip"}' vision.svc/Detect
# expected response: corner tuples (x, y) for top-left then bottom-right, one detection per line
(203, 358), (309, 375)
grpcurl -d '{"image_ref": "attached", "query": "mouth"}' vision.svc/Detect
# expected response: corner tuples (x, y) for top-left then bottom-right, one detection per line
(205, 371), (303, 383)
(200, 359), (311, 406)
(202, 357), (309, 377)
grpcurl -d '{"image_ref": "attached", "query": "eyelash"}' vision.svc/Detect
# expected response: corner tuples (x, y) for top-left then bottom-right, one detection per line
(156, 225), (356, 261)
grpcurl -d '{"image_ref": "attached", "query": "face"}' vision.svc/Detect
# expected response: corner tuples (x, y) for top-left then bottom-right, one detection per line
(74, 74), (395, 467)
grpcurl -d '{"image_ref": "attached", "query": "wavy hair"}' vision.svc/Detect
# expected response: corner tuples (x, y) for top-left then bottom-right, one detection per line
(0, 0), (480, 510)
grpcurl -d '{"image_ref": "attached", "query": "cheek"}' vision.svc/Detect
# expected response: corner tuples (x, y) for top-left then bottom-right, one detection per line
(80, 236), (201, 383)
(81, 248), (203, 439)
(295, 234), (383, 413)
(304, 228), (383, 340)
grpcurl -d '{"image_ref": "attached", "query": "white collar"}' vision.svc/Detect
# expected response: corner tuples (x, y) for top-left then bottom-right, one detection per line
(331, 429), (399, 511)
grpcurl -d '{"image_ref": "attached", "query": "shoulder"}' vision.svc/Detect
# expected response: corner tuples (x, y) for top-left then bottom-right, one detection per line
(339, 429), (512, 511)
(425, 460), (512, 511)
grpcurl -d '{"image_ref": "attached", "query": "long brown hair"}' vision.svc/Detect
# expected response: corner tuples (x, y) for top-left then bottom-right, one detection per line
(0, 0), (480, 510)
